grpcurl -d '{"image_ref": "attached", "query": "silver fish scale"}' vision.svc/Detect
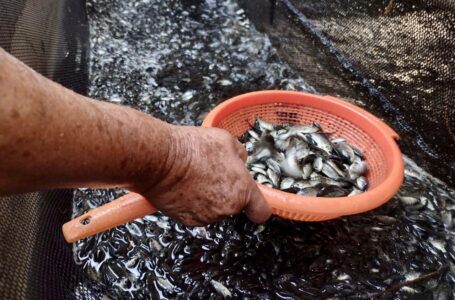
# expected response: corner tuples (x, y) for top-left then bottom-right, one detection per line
(243, 118), (369, 197)
(73, 0), (455, 298)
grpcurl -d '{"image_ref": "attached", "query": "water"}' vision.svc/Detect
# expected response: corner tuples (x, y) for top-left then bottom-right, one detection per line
(85, 0), (312, 126)
(73, 0), (455, 298)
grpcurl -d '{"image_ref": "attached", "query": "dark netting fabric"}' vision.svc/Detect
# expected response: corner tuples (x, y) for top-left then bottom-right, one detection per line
(0, 0), (89, 299)
(0, 191), (82, 300)
(241, 0), (455, 185)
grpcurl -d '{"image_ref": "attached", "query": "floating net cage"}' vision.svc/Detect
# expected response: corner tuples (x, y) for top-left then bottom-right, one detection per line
(0, 0), (454, 299)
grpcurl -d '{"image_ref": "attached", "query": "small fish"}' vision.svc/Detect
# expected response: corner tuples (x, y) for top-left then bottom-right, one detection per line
(274, 137), (290, 151)
(356, 176), (368, 191)
(181, 90), (195, 101)
(302, 163), (313, 180)
(293, 181), (313, 190)
(217, 79), (233, 86)
(296, 123), (321, 133)
(441, 211), (453, 228)
(210, 280), (232, 298)
(266, 158), (281, 175)
(157, 277), (174, 291)
(309, 172), (322, 180)
(267, 168), (280, 187)
(331, 137), (346, 143)
(250, 145), (273, 162)
(321, 163), (341, 180)
(255, 174), (271, 184)
(351, 145), (364, 158)
(251, 166), (267, 176)
(313, 157), (323, 172)
(280, 177), (295, 190)
(332, 139), (356, 163)
(254, 118), (275, 132)
(245, 141), (254, 153)
(349, 159), (367, 177)
(247, 129), (260, 141)
(429, 239), (446, 253)
(251, 163), (266, 169)
(300, 153), (317, 165)
(280, 147), (303, 178)
(400, 286), (419, 294)
(326, 159), (345, 174)
(253, 225), (265, 235)
(297, 187), (320, 196)
(293, 140), (310, 161)
(317, 185), (350, 197)
(336, 273), (351, 281)
(306, 133), (333, 154)
(275, 128), (288, 136)
(399, 195), (419, 205)
(277, 124), (320, 140)
(332, 179), (353, 189)
(348, 188), (362, 196)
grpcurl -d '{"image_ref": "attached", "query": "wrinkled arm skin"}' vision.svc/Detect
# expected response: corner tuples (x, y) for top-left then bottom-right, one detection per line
(0, 48), (271, 226)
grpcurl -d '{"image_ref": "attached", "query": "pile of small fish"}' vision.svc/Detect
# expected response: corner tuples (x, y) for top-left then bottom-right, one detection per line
(240, 118), (368, 197)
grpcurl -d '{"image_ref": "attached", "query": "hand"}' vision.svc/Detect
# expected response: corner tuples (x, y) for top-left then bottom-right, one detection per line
(136, 126), (272, 226)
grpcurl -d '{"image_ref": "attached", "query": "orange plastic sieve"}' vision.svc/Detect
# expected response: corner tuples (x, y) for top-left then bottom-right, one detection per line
(62, 91), (404, 243)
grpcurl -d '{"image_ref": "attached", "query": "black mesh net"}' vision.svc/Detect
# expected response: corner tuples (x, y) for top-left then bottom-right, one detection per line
(0, 191), (85, 300)
(242, 0), (455, 184)
(0, 0), (454, 299)
(0, 0), (89, 299)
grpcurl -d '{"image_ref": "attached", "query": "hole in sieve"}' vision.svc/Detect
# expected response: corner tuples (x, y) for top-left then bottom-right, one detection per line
(80, 216), (91, 225)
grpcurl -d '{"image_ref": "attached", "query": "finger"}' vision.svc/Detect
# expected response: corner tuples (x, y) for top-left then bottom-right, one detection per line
(244, 181), (272, 223)
(233, 139), (248, 162)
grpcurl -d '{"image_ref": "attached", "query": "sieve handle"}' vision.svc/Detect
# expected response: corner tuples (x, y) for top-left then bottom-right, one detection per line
(62, 192), (156, 243)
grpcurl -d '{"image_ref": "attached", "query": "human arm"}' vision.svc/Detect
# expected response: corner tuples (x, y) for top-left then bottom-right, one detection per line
(0, 47), (271, 225)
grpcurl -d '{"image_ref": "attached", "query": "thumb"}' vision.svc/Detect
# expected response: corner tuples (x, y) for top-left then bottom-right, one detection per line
(244, 180), (272, 223)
